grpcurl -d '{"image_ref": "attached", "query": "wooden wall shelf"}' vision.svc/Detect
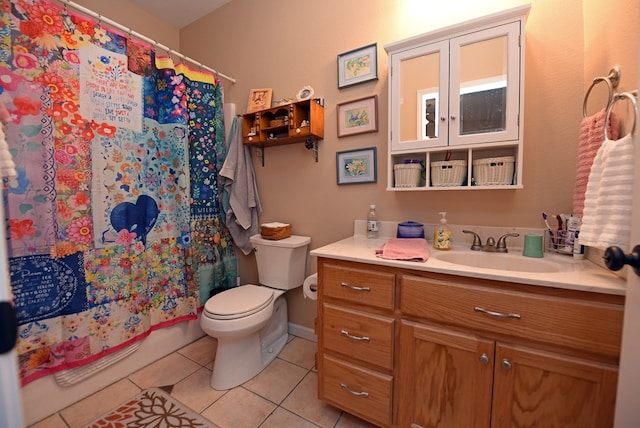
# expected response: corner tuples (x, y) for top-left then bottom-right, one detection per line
(241, 99), (324, 165)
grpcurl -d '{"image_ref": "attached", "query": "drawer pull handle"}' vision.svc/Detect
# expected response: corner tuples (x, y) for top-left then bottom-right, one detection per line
(340, 383), (369, 397)
(340, 329), (370, 342)
(341, 282), (371, 292)
(474, 306), (521, 319)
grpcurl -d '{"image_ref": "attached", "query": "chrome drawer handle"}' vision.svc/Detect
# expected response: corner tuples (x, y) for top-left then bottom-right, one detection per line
(474, 306), (521, 319)
(340, 383), (369, 397)
(340, 329), (370, 342)
(340, 282), (371, 291)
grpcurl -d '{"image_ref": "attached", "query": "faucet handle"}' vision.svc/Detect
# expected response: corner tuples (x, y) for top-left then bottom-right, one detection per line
(463, 230), (483, 251)
(496, 233), (520, 253)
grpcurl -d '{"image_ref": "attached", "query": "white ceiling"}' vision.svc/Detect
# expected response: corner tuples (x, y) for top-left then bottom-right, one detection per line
(128, 0), (232, 29)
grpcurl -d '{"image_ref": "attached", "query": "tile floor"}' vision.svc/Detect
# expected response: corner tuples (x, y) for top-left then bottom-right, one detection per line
(29, 335), (378, 428)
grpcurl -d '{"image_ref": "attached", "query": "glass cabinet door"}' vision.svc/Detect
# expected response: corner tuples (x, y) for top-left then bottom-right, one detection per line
(389, 21), (521, 152)
(449, 22), (521, 146)
(390, 40), (449, 151)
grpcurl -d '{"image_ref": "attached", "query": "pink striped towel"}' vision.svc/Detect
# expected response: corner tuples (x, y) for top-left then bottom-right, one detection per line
(573, 108), (618, 218)
(376, 238), (430, 262)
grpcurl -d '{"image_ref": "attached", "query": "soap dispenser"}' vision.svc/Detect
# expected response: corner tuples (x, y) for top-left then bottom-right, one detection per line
(434, 212), (452, 250)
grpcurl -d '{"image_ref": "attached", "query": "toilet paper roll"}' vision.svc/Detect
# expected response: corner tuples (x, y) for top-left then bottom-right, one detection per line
(303, 273), (318, 300)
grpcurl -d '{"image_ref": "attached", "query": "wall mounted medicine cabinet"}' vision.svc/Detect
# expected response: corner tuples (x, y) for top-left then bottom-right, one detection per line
(242, 99), (324, 165)
(384, 5), (530, 190)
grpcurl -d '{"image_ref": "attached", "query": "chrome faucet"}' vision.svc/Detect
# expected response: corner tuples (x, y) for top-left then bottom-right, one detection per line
(484, 236), (497, 252)
(462, 230), (483, 251)
(496, 233), (520, 253)
(463, 230), (520, 253)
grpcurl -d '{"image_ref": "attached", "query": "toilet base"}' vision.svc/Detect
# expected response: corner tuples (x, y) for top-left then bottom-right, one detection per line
(210, 295), (288, 390)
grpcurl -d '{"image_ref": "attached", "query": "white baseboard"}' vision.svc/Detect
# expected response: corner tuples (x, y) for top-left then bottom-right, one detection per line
(288, 322), (317, 342)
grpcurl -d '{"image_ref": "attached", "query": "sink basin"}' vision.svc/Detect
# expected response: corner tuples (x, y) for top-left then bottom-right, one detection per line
(433, 251), (562, 273)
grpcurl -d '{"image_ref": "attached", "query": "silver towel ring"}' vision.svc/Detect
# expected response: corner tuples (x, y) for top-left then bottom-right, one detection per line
(583, 66), (621, 117)
(604, 91), (638, 140)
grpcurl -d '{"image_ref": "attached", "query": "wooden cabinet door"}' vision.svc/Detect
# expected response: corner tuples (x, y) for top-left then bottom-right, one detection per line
(397, 321), (494, 428)
(492, 342), (618, 428)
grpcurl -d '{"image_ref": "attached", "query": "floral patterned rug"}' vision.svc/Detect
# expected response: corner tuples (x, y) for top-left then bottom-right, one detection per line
(84, 387), (217, 428)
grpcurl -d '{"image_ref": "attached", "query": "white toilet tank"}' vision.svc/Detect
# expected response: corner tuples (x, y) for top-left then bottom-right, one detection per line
(249, 234), (311, 290)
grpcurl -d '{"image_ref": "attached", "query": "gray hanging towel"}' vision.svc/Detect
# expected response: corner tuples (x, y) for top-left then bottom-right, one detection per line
(220, 116), (262, 255)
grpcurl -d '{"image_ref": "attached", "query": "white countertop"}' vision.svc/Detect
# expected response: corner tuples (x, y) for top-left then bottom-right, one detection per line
(310, 234), (627, 296)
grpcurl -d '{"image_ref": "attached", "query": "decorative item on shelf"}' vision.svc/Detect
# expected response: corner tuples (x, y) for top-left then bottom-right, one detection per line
(336, 147), (377, 185)
(337, 95), (378, 137)
(272, 97), (293, 107)
(269, 115), (288, 127)
(472, 156), (515, 186)
(246, 88), (273, 113)
(296, 85), (315, 101)
(337, 43), (378, 88)
(430, 159), (467, 187)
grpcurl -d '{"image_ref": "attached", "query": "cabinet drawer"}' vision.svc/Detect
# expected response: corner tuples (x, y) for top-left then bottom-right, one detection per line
(323, 303), (394, 370)
(321, 354), (393, 427)
(401, 275), (623, 358)
(322, 263), (395, 310)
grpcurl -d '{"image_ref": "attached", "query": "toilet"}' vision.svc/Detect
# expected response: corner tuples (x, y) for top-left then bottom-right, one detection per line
(200, 234), (311, 390)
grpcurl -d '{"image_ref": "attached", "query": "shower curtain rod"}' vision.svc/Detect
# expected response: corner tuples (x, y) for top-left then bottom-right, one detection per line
(58, 0), (236, 84)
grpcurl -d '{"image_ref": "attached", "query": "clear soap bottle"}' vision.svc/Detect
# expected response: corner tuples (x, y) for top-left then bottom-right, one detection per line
(367, 204), (378, 239)
(434, 211), (452, 250)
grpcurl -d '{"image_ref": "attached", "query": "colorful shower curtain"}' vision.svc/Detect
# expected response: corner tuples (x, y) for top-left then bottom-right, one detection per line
(0, 0), (236, 385)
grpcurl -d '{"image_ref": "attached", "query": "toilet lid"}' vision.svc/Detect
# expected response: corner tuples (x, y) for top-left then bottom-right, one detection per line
(204, 285), (274, 320)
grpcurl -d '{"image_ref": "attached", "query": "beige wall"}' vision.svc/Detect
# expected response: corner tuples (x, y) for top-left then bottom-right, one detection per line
(180, 0), (639, 330)
(584, 0), (638, 132)
(62, 0), (180, 49)
(62, 0), (639, 331)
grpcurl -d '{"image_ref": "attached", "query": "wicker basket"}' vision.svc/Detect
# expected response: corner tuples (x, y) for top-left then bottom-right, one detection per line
(430, 160), (467, 187)
(473, 156), (515, 186)
(394, 164), (422, 187)
(260, 222), (292, 240)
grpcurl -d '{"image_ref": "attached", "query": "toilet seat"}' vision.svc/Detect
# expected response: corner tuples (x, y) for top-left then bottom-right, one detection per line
(203, 285), (274, 320)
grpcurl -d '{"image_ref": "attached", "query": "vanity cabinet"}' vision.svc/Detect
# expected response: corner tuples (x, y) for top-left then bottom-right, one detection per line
(315, 258), (624, 428)
(316, 260), (396, 427)
(384, 6), (529, 190)
(398, 274), (621, 428)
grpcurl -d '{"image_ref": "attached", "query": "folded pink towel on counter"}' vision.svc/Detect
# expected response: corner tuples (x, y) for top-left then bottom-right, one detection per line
(376, 238), (429, 262)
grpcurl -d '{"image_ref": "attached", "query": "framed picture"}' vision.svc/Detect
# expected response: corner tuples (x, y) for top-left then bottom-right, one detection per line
(337, 43), (378, 88)
(246, 88), (273, 113)
(336, 147), (377, 185)
(337, 95), (378, 137)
